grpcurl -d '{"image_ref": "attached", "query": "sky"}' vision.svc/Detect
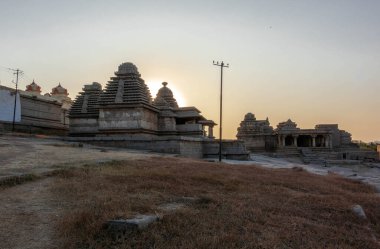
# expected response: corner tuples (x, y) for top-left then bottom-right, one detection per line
(0, 0), (379, 142)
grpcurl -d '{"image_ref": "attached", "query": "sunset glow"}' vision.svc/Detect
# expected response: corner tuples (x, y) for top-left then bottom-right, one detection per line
(146, 80), (187, 107)
(0, 0), (379, 142)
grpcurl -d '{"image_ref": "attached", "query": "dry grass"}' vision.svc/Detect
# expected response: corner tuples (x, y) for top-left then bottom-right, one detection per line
(0, 173), (39, 188)
(52, 157), (380, 249)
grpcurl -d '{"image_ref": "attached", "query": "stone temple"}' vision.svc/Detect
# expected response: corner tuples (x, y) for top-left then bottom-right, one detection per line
(237, 113), (378, 163)
(68, 62), (247, 159)
(0, 81), (71, 134)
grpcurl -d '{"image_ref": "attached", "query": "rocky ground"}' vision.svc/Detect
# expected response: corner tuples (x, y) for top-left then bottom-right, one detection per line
(224, 154), (380, 192)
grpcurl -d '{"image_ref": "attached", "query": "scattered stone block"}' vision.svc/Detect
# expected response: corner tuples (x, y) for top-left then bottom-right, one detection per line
(157, 197), (202, 214)
(157, 203), (185, 213)
(176, 196), (199, 203)
(105, 214), (159, 233)
(104, 214), (160, 241)
(126, 214), (160, 229)
(352, 204), (367, 219)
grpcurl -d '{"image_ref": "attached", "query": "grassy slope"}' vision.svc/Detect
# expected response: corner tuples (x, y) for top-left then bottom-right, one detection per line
(52, 157), (380, 249)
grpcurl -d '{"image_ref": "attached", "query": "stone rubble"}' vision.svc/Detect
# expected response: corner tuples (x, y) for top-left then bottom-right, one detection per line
(352, 204), (367, 219)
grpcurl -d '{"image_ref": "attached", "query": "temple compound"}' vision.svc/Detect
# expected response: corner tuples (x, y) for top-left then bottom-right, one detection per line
(68, 62), (247, 159)
(237, 113), (378, 163)
(0, 81), (71, 134)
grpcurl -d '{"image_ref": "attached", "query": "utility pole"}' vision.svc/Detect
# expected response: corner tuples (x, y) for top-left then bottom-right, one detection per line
(213, 61), (229, 162)
(9, 68), (23, 132)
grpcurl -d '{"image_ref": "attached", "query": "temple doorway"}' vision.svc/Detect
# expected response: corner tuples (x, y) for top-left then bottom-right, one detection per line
(297, 135), (312, 147)
(285, 135), (294, 146)
(316, 135), (324, 147)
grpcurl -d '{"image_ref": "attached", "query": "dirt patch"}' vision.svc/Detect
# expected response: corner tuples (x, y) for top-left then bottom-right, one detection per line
(0, 177), (70, 249)
(0, 135), (158, 177)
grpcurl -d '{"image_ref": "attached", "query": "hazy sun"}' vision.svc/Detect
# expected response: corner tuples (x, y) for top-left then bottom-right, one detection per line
(146, 80), (186, 107)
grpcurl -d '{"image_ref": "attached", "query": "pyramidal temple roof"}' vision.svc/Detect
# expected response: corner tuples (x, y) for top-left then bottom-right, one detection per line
(99, 62), (153, 106)
(153, 82), (179, 109)
(69, 82), (102, 117)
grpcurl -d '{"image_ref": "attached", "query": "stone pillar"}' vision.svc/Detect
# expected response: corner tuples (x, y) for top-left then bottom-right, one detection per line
(329, 135), (333, 149)
(282, 136), (286, 147)
(325, 136), (329, 148)
(201, 125), (206, 136)
(312, 135), (316, 147)
(278, 135), (282, 148)
(293, 135), (298, 147)
(208, 125), (214, 139)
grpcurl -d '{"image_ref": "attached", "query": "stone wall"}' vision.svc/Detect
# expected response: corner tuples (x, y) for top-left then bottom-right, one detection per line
(180, 140), (204, 158)
(203, 140), (249, 160)
(175, 124), (204, 137)
(0, 88), (69, 135)
(158, 117), (176, 132)
(315, 124), (352, 147)
(176, 124), (203, 132)
(65, 136), (202, 157)
(241, 135), (277, 152)
(342, 150), (379, 161)
(69, 118), (99, 135)
(99, 107), (158, 132)
(65, 136), (248, 159)
(20, 95), (66, 129)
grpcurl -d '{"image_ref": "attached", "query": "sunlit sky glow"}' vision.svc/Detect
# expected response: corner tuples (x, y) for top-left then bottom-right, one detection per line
(146, 80), (187, 107)
(0, 0), (379, 142)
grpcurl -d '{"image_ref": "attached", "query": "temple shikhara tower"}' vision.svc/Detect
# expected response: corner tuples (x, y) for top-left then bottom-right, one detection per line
(68, 62), (248, 159)
(97, 62), (157, 134)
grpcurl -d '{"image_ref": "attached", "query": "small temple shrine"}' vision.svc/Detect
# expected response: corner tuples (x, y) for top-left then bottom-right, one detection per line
(237, 112), (377, 162)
